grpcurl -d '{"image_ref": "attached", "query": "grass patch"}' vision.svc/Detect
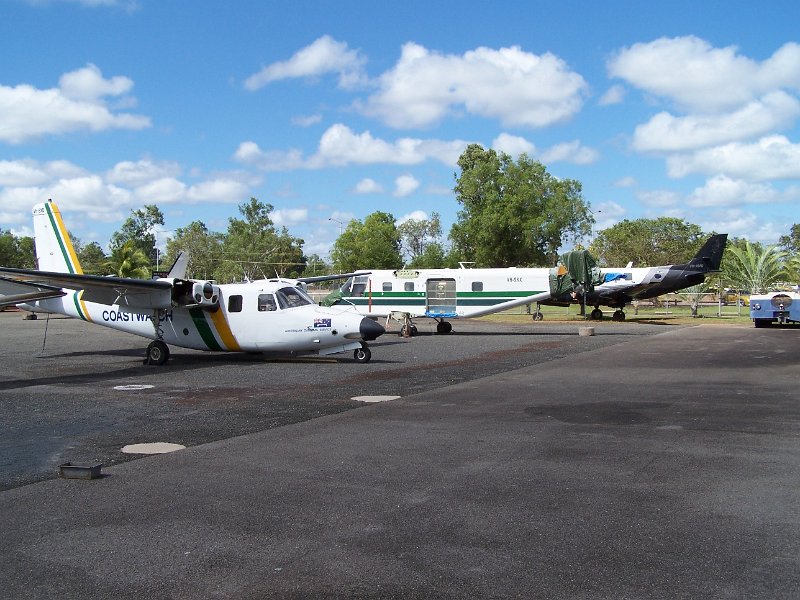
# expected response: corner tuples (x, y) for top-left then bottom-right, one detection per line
(480, 303), (753, 327)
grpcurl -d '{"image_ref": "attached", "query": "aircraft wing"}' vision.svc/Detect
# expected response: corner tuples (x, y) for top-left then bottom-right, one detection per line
(298, 271), (370, 284)
(0, 267), (174, 309)
(591, 279), (663, 304)
(0, 276), (66, 308)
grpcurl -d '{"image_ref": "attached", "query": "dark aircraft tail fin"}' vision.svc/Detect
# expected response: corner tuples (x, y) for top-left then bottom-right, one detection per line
(685, 234), (727, 272)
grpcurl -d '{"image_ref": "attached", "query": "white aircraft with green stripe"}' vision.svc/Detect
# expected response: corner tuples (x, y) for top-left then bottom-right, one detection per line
(324, 233), (727, 335)
(0, 201), (385, 364)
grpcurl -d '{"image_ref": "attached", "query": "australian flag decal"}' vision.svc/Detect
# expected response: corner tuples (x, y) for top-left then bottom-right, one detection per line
(314, 318), (332, 328)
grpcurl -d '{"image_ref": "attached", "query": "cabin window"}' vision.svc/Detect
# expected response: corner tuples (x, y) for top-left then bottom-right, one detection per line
(404, 282), (414, 292)
(228, 295), (243, 312)
(472, 281), (484, 292)
(258, 294), (277, 312)
(276, 286), (312, 309)
(382, 282), (392, 292)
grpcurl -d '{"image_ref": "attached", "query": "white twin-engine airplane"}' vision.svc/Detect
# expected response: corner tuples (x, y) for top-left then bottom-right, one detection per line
(0, 201), (385, 365)
(324, 234), (727, 335)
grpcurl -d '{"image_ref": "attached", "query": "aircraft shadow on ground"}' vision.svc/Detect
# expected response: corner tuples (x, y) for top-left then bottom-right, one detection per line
(0, 346), (405, 390)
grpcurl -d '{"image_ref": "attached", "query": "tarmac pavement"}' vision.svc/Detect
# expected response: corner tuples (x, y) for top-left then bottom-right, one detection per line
(1, 320), (799, 599)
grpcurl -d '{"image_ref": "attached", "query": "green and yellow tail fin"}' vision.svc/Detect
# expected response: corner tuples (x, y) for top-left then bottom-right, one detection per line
(32, 201), (84, 274)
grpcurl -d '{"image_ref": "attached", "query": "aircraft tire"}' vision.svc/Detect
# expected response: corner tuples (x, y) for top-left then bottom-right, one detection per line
(612, 310), (626, 322)
(590, 308), (603, 320)
(532, 311), (544, 321)
(146, 340), (170, 366)
(436, 321), (452, 334)
(354, 346), (371, 363)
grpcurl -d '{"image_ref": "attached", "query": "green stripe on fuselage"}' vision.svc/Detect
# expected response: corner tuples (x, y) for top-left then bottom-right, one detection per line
(343, 290), (547, 308)
(72, 292), (87, 321)
(189, 307), (223, 351)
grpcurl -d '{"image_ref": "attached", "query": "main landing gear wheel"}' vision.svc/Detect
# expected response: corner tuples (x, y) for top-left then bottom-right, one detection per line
(436, 321), (453, 334)
(400, 324), (418, 337)
(532, 311), (544, 321)
(612, 310), (626, 322)
(353, 344), (372, 363)
(145, 340), (170, 366)
(590, 308), (604, 320)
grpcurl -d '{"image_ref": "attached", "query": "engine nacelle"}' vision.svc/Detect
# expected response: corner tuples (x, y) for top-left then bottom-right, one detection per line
(191, 281), (220, 308)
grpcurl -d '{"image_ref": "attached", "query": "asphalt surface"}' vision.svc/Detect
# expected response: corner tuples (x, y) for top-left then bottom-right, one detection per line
(1, 310), (799, 598)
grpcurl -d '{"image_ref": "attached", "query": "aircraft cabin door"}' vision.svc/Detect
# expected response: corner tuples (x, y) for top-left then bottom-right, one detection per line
(425, 278), (457, 317)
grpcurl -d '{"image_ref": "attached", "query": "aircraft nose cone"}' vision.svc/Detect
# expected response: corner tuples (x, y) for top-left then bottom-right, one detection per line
(360, 317), (385, 341)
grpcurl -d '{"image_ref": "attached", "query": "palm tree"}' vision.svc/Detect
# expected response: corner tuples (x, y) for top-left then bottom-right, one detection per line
(722, 241), (787, 294)
(676, 282), (709, 317)
(104, 240), (152, 279)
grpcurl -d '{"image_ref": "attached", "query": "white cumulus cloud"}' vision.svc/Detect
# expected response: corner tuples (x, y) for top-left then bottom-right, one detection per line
(666, 135), (800, 180)
(687, 175), (782, 207)
(234, 124), (470, 170)
(362, 42), (587, 129)
(393, 174), (419, 197)
(0, 64), (150, 144)
(632, 92), (800, 152)
(271, 208), (309, 227)
(353, 178), (384, 194)
(540, 140), (600, 165)
(244, 35), (367, 91)
(492, 133), (536, 157)
(608, 36), (800, 112)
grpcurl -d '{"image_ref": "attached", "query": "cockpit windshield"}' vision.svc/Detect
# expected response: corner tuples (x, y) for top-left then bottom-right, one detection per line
(275, 286), (313, 309)
(339, 275), (369, 297)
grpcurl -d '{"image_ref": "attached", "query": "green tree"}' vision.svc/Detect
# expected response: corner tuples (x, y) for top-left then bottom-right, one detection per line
(722, 240), (787, 294)
(216, 197), (304, 282)
(78, 242), (107, 275)
(330, 212), (402, 272)
(410, 243), (448, 268)
(162, 221), (223, 280)
(592, 218), (705, 267)
(778, 224), (800, 253)
(676, 282), (710, 317)
(104, 240), (152, 278)
(450, 144), (591, 267)
(110, 205), (165, 262)
(398, 212), (444, 266)
(303, 254), (332, 277)
(0, 230), (35, 268)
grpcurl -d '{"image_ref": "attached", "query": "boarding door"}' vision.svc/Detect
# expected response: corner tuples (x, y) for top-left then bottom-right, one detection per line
(425, 278), (457, 317)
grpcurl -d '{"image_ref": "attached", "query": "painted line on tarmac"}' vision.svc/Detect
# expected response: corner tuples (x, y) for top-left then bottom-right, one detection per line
(121, 442), (186, 454)
(352, 395), (401, 403)
(114, 384), (155, 391)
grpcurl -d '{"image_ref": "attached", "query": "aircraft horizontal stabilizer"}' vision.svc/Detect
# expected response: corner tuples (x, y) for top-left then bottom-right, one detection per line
(0, 267), (174, 309)
(0, 276), (66, 308)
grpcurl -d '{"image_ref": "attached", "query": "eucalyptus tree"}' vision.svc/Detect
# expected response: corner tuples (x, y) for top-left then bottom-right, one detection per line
(450, 144), (591, 267)
(215, 197), (304, 282)
(330, 212), (402, 272)
(109, 205), (165, 262)
(162, 221), (223, 280)
(398, 212), (445, 267)
(0, 229), (35, 268)
(78, 242), (107, 275)
(592, 218), (705, 267)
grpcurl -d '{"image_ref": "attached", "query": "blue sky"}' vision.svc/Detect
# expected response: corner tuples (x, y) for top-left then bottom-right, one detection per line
(2, 0), (799, 260)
